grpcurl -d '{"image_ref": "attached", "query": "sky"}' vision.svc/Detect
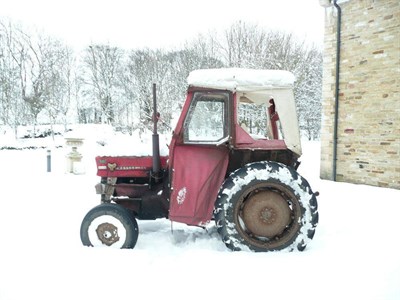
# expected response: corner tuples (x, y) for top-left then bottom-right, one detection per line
(0, 0), (325, 50)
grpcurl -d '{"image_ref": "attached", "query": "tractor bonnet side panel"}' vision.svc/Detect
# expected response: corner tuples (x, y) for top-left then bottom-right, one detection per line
(169, 145), (229, 226)
(96, 156), (168, 178)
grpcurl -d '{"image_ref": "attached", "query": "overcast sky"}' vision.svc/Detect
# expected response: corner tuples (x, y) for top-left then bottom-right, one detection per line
(0, 0), (325, 50)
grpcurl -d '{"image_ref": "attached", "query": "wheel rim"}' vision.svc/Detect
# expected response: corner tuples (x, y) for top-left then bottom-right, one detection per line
(95, 222), (120, 246)
(242, 190), (291, 238)
(235, 183), (301, 250)
(88, 215), (127, 248)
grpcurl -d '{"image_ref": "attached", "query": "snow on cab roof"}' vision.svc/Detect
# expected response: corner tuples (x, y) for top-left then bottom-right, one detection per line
(187, 68), (295, 92)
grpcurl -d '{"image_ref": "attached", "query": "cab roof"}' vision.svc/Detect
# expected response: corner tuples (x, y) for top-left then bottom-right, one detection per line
(187, 68), (295, 91)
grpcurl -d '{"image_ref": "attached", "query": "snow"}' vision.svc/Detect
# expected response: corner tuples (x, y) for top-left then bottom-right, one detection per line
(187, 68), (295, 91)
(0, 129), (399, 300)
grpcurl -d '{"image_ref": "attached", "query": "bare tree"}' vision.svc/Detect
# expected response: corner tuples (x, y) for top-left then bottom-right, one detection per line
(210, 21), (323, 139)
(4, 27), (55, 134)
(43, 40), (75, 135)
(2, 17), (322, 140)
(0, 20), (28, 137)
(18, 34), (48, 127)
(294, 47), (322, 140)
(82, 44), (123, 124)
(123, 49), (169, 133)
(60, 46), (77, 131)
(216, 21), (270, 68)
(1, 19), (79, 137)
(120, 45), (223, 134)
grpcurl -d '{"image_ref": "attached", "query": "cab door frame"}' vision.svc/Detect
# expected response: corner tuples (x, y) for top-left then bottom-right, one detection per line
(168, 89), (232, 225)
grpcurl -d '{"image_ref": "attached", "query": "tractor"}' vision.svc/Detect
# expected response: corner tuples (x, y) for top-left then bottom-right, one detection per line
(80, 68), (319, 252)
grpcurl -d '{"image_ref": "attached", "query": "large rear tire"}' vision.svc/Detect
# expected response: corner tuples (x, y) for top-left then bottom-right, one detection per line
(214, 161), (318, 252)
(80, 203), (139, 249)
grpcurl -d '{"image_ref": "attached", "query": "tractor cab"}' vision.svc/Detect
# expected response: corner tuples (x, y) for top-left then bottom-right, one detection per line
(168, 68), (303, 225)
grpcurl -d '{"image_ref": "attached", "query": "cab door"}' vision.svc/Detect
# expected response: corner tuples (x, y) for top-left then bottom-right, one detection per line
(168, 91), (231, 226)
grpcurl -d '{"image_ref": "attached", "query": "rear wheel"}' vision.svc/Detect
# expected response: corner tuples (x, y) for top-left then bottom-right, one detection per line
(80, 203), (139, 249)
(214, 161), (318, 252)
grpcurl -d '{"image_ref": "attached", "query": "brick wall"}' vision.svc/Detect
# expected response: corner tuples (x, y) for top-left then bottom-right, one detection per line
(320, 0), (400, 189)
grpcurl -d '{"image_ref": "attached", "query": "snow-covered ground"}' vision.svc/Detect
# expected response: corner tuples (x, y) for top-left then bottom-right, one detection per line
(0, 127), (399, 300)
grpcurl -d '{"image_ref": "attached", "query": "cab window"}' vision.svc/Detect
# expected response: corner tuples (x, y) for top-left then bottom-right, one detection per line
(238, 97), (284, 140)
(183, 92), (229, 144)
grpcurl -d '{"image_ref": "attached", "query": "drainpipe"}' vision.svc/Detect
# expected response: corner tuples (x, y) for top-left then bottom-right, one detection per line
(332, 0), (342, 181)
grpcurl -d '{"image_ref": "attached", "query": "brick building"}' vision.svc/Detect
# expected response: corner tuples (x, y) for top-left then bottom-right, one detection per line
(319, 0), (399, 189)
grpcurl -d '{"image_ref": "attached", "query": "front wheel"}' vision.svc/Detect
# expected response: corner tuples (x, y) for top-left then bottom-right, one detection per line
(80, 203), (139, 249)
(214, 161), (318, 252)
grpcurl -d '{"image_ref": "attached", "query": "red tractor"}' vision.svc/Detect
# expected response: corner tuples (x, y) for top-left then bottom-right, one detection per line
(80, 68), (319, 252)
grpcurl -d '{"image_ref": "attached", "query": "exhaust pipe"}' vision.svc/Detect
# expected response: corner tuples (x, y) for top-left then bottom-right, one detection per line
(152, 83), (161, 178)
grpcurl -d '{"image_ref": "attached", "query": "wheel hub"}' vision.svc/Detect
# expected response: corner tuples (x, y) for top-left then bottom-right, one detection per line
(96, 222), (120, 246)
(260, 207), (276, 224)
(242, 190), (291, 238)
